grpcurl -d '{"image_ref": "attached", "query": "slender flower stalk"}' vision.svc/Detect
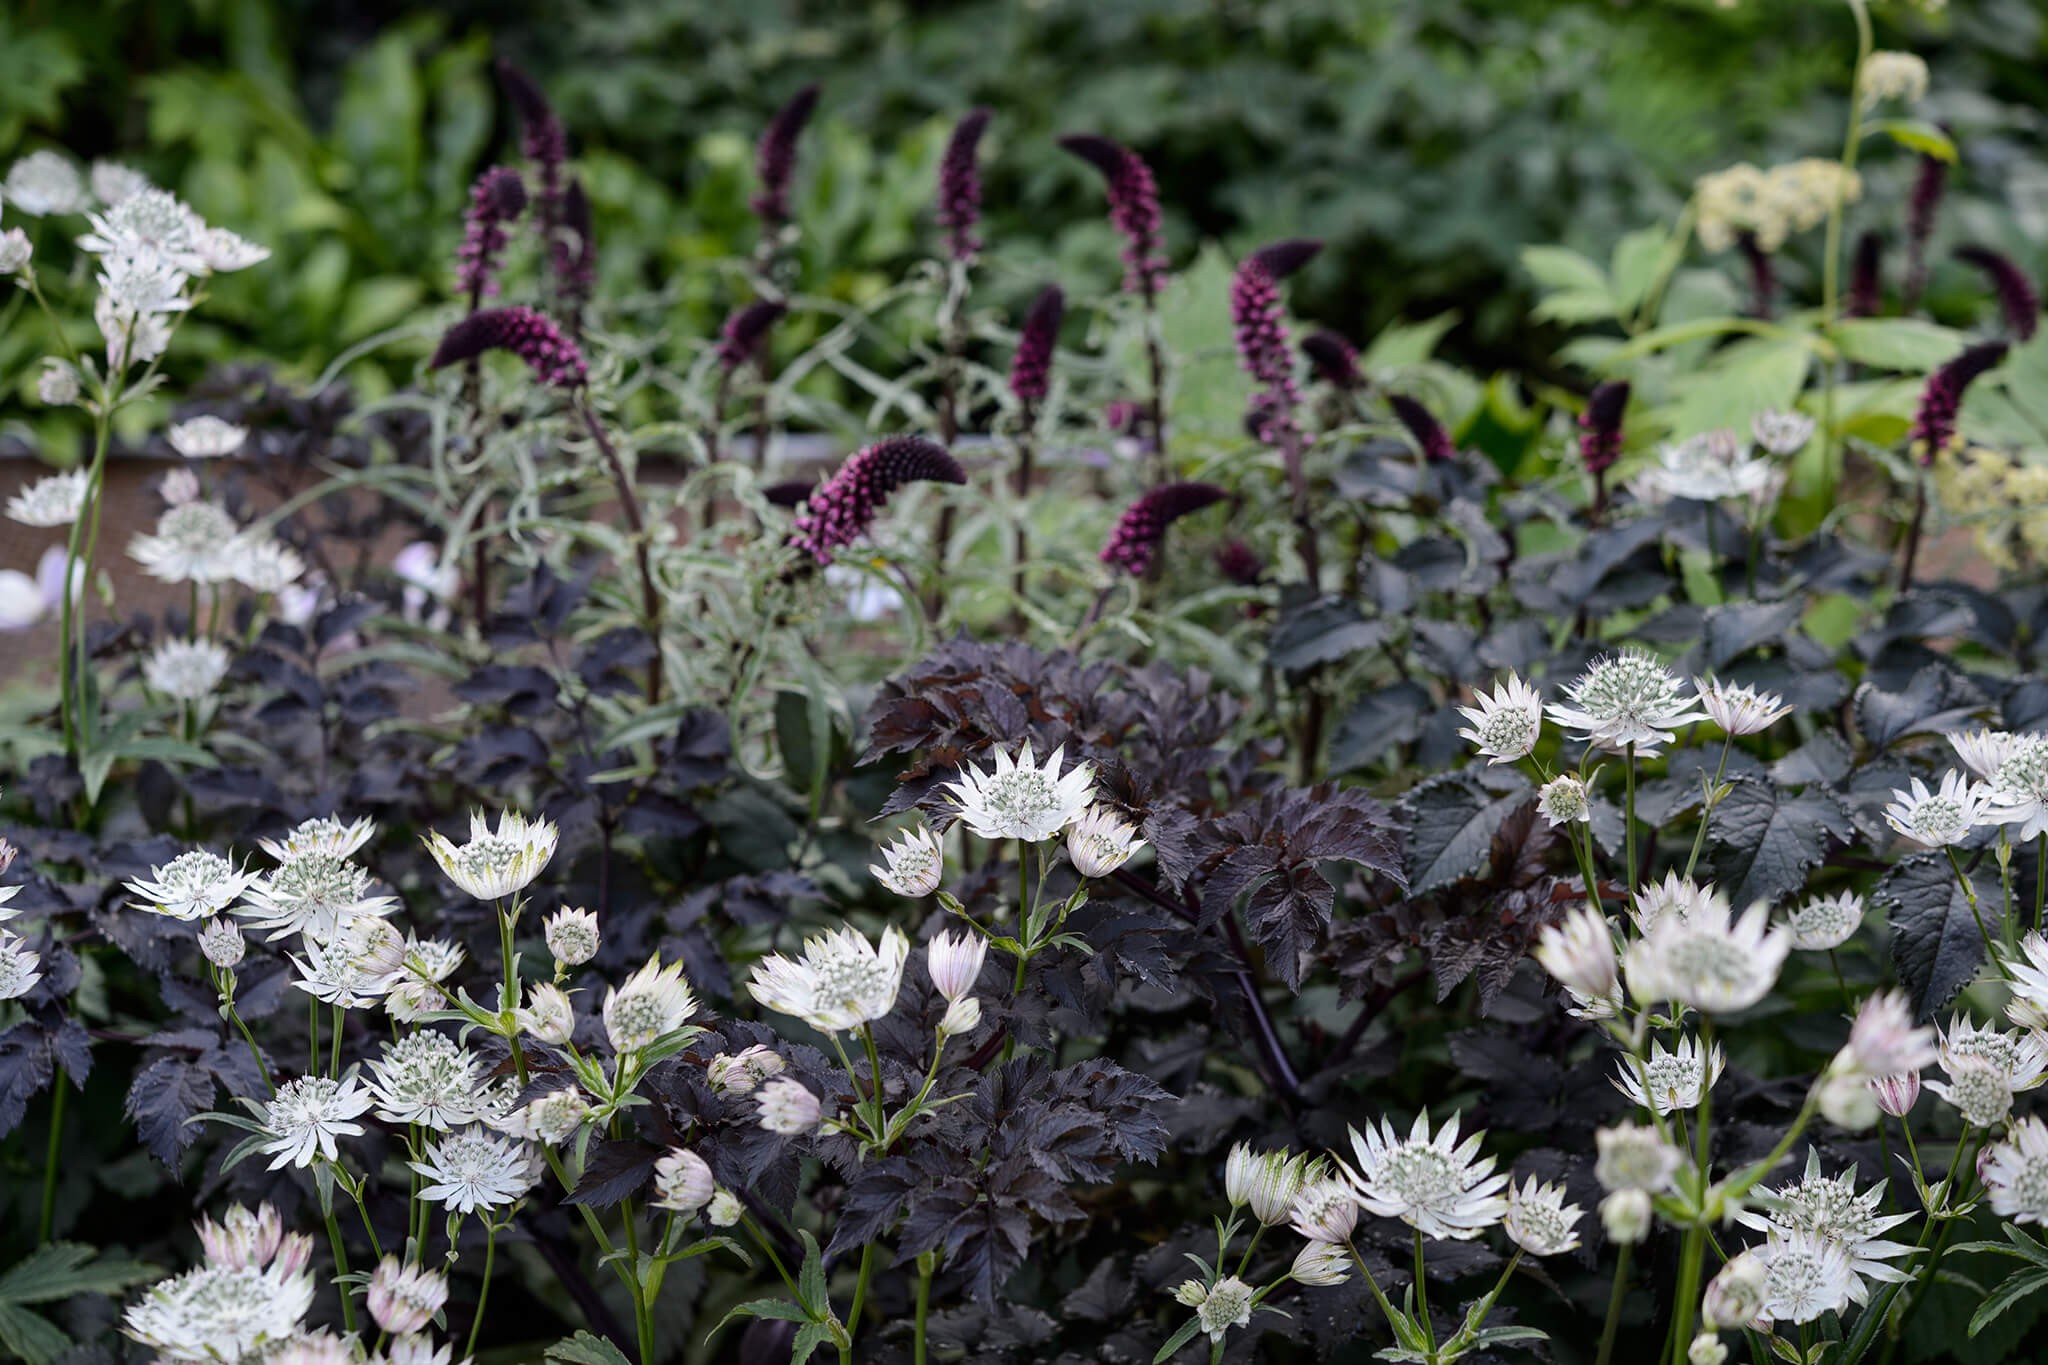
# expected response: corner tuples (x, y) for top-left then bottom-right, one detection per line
(1901, 341), (2008, 587)
(710, 299), (785, 466)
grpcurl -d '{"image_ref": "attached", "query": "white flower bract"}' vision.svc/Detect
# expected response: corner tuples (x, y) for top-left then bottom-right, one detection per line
(871, 824), (944, 896)
(1546, 651), (1706, 756)
(602, 955), (699, 1053)
(943, 742), (1095, 842)
(1883, 771), (1992, 848)
(368, 1031), (484, 1130)
(1625, 893), (1789, 1014)
(1456, 674), (1543, 764)
(545, 906), (600, 965)
(127, 849), (259, 921)
(1340, 1110), (1508, 1241)
(143, 638), (232, 701)
(411, 1125), (536, 1213)
(1735, 1152), (1912, 1305)
(167, 415), (248, 459)
(1504, 1176), (1584, 1256)
(1785, 891), (1865, 951)
(1613, 1034), (1725, 1115)
(756, 1076), (822, 1135)
(1067, 805), (1145, 877)
(425, 810), (558, 901)
(1694, 677), (1792, 737)
(122, 1262), (314, 1364)
(130, 501), (243, 584)
(1984, 1116), (2048, 1224)
(5, 471), (88, 528)
(257, 1074), (373, 1169)
(748, 924), (909, 1034)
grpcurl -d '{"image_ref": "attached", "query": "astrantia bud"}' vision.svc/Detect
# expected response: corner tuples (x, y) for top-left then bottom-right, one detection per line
(716, 300), (786, 372)
(1871, 1070), (1921, 1117)
(1578, 380), (1630, 476)
(1818, 1071), (1881, 1130)
(1225, 1145), (1315, 1226)
(1291, 1241), (1350, 1286)
(1702, 1250), (1768, 1331)
(367, 1257), (448, 1337)
(1600, 1189), (1653, 1245)
(1173, 1280), (1208, 1308)
(1689, 1334), (1729, 1365)
(1595, 1121), (1680, 1194)
(936, 108), (991, 262)
(926, 931), (986, 1002)
(1100, 482), (1228, 577)
(1288, 1178), (1360, 1245)
(653, 1147), (716, 1213)
(37, 357), (78, 407)
(1956, 245), (2040, 342)
(509, 1087), (589, 1145)
(871, 824), (943, 897)
(160, 468), (200, 507)
(517, 982), (575, 1045)
(196, 1204), (285, 1269)
(756, 1077), (822, 1135)
(1909, 341), (2007, 464)
(1534, 905), (1617, 1003)
(938, 995), (981, 1038)
(0, 228), (32, 279)
(1537, 774), (1591, 828)
(752, 84), (820, 228)
(545, 906), (600, 966)
(708, 1189), (742, 1226)
(199, 916), (246, 969)
(1389, 394), (1457, 463)
(1009, 285), (1064, 406)
(427, 307), (588, 390)
(1067, 806), (1144, 878)
(707, 1044), (786, 1096)
(790, 437), (966, 566)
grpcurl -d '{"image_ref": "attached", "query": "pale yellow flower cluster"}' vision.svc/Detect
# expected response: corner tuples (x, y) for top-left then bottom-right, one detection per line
(1932, 447), (2048, 569)
(1695, 159), (1862, 254)
(1859, 51), (1930, 112)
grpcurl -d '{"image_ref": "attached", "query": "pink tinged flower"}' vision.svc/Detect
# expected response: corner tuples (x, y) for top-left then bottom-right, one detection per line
(1389, 394), (1458, 463)
(1008, 285), (1064, 406)
(936, 107), (991, 262)
(1908, 341), (2007, 464)
(428, 306), (588, 390)
(1870, 1071), (1921, 1118)
(1578, 380), (1630, 476)
(753, 84), (821, 228)
(1058, 134), (1168, 297)
(1955, 246), (2040, 342)
(716, 300), (786, 372)
(1301, 329), (1362, 391)
(455, 166), (528, 303)
(789, 437), (965, 566)
(1099, 481), (1228, 577)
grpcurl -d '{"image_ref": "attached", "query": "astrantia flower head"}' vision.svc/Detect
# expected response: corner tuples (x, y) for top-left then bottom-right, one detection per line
(143, 638), (232, 701)
(196, 226), (268, 273)
(1225, 1144), (1319, 1227)
(1883, 771), (1992, 848)
(237, 852), (395, 942)
(1983, 1115), (2048, 1224)
(386, 937), (465, 1022)
(936, 107), (991, 262)
(1752, 409), (1817, 456)
(1009, 284), (1065, 406)
(1547, 650), (1706, 755)
(1836, 989), (1938, 1078)
(756, 1076), (822, 1135)
(37, 357), (80, 407)
(1930, 1056), (2016, 1127)
(871, 824), (943, 897)
(789, 437), (966, 566)
(123, 1262), (314, 1363)
(425, 810), (558, 901)
(707, 1044), (786, 1095)
(194, 1203), (302, 1272)
(1939, 1014), (2048, 1091)
(1737, 1151), (1913, 1305)
(1537, 774), (1591, 828)
(1949, 728), (2019, 781)
(1631, 870), (1721, 935)
(1067, 805), (1144, 877)
(229, 537), (306, 595)
(653, 1147), (716, 1213)
(1910, 342), (2007, 464)
(1955, 245), (2041, 343)
(363, 1259), (448, 1340)
(1759, 1229), (1856, 1324)
(925, 930), (986, 1002)
(1595, 1120), (1682, 1194)
(128, 849), (259, 921)
(1578, 380), (1630, 476)
(1534, 904), (1618, 1002)
(428, 306), (587, 390)
(5, 471), (88, 528)
(130, 501), (242, 584)
(945, 742), (1095, 843)
(1988, 737), (2048, 841)
(412, 1124), (536, 1213)
(1871, 1071), (1921, 1118)
(603, 954), (699, 1053)
(752, 84), (820, 228)
(1601, 1189), (1654, 1244)
(1287, 1176), (1360, 1244)
(1504, 1176), (1584, 1256)
(290, 920), (402, 1008)
(2006, 932), (2048, 1031)
(1341, 1110), (1509, 1241)
(0, 934), (43, 1000)
(1099, 481), (1229, 576)
(78, 187), (207, 271)
(1633, 431), (1777, 506)
(199, 916), (246, 968)
(1456, 674), (1543, 764)
(517, 982), (576, 1046)
(369, 1031), (484, 1130)
(1058, 134), (1168, 296)
(0, 228), (30, 277)
(7, 151), (87, 215)
(502, 1085), (590, 1146)
(1694, 677), (1792, 737)
(1625, 895), (1789, 1013)
(259, 816), (376, 864)
(1614, 1034), (1725, 1115)
(1703, 1249), (1769, 1332)
(1787, 891), (1866, 951)
(167, 415), (247, 460)
(257, 1073), (373, 1169)
(749, 924), (909, 1033)
(1195, 1275), (1254, 1342)
(545, 905), (600, 965)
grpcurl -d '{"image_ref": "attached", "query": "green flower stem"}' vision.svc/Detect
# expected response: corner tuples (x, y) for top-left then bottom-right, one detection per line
(465, 1222), (497, 1358)
(309, 994), (320, 1076)
(1413, 1227), (1435, 1357)
(1343, 1240), (1406, 1346)
(861, 1024), (888, 1139)
(225, 998), (274, 1095)
(914, 1250), (936, 1365)
(1624, 743), (1639, 894)
(620, 1198), (654, 1365)
(742, 1214), (803, 1299)
(1234, 1223), (1266, 1278)
(1999, 830), (2017, 955)
(1943, 846), (2009, 978)
(346, 1174), (384, 1260)
(1873, 1131), (1980, 1365)
(2035, 833), (2046, 933)
(329, 1004), (343, 1078)
(37, 1070), (66, 1244)
(324, 1207), (358, 1334)
(1594, 1241), (1633, 1365)
(1665, 1016), (1715, 1365)
(1681, 738), (1735, 881)
(841, 1240), (878, 1365)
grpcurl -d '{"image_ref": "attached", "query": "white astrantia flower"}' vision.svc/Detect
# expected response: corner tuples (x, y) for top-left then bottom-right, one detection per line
(384, 1334), (458, 1365)
(290, 928), (397, 1009)
(1834, 990), (1938, 1078)
(127, 849), (260, 920)
(37, 357), (80, 407)
(1785, 891), (1865, 951)
(1625, 894), (1789, 1014)
(130, 501), (243, 584)
(143, 638), (232, 702)
(943, 742), (1095, 842)
(708, 1044), (786, 1095)
(1735, 1151), (1913, 1305)
(1694, 677), (1793, 737)
(1601, 1189), (1653, 1244)
(756, 1076), (822, 1135)
(1858, 50), (1929, 111)
(257, 816), (376, 864)
(1631, 870), (1719, 935)
(90, 159), (151, 206)
(97, 247), (192, 317)
(229, 537), (306, 595)
(1989, 736), (2048, 841)
(1884, 771), (1993, 848)
(1534, 904), (1618, 1002)
(412, 1125), (537, 1213)
(1546, 650), (1707, 756)
(926, 930), (987, 1002)
(1758, 1229), (1855, 1325)
(544, 906), (600, 965)
(502, 1087), (590, 1146)
(1939, 1014), (2048, 1090)
(159, 467), (199, 507)
(1929, 1056), (2015, 1127)
(748, 924), (909, 1034)
(653, 1148), (716, 1213)
(1632, 431), (1777, 507)
(603, 954), (699, 1053)
(1067, 805), (1145, 877)
(1983, 1116), (2048, 1224)
(1503, 1176), (1584, 1257)
(871, 824), (944, 896)
(1595, 1121), (1681, 1194)
(195, 1203), (292, 1270)
(1195, 1276), (1254, 1342)
(938, 993), (980, 1038)
(236, 852), (396, 941)
(257, 1074), (373, 1169)
(78, 188), (208, 270)
(1703, 1248), (1769, 1331)
(517, 982), (576, 1045)
(1291, 1241), (1351, 1286)
(2006, 932), (2048, 1032)
(386, 937), (465, 1022)
(1614, 1034), (1725, 1115)
(198, 225), (270, 273)
(167, 415), (248, 459)
(1948, 729), (2018, 783)
(0, 228), (31, 278)
(1288, 1177), (1360, 1245)
(1340, 1110), (1509, 1241)
(0, 933), (42, 1000)
(367, 1257), (448, 1337)
(1536, 774), (1590, 828)
(1870, 1071), (1921, 1118)
(199, 916), (246, 968)
(6, 150), (88, 216)
(1456, 674), (1543, 765)
(4, 471), (89, 528)
(708, 1189), (742, 1227)
(1818, 1069), (1882, 1131)
(1226, 1145), (1320, 1227)
(425, 810), (558, 901)
(0, 569), (40, 631)
(122, 1262), (314, 1363)
(1752, 409), (1817, 456)
(368, 1031), (484, 1129)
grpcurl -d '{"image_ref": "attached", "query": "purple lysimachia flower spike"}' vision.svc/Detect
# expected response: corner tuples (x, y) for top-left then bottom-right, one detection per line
(1910, 340), (2007, 463)
(790, 437), (964, 565)
(937, 108), (992, 263)
(717, 300), (787, 372)
(1905, 150), (1947, 308)
(1231, 239), (1320, 444)
(456, 167), (528, 305)
(1302, 330), (1362, 391)
(1388, 395), (1458, 463)
(497, 60), (567, 235)
(1847, 231), (1884, 319)
(1100, 481), (1228, 577)
(1738, 231), (1775, 320)
(754, 84), (821, 229)
(558, 177), (596, 306)
(1009, 285), (1065, 406)
(1578, 380), (1630, 476)
(429, 306), (588, 390)
(1059, 134), (1168, 298)
(1215, 539), (1264, 586)
(1955, 246), (2041, 341)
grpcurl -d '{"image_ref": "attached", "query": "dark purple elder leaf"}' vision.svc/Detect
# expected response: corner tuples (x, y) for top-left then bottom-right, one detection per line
(1398, 771), (1531, 896)
(1882, 853), (2000, 1021)
(453, 727), (549, 787)
(125, 1048), (231, 1164)
(564, 1139), (663, 1207)
(1853, 663), (1987, 752)
(824, 1156), (919, 1259)
(1705, 779), (1853, 911)
(453, 663), (560, 716)
(577, 628), (655, 697)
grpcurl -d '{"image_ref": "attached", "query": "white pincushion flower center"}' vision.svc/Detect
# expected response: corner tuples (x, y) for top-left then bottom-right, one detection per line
(986, 770), (1058, 822)
(1479, 708), (1534, 753)
(1381, 1146), (1462, 1206)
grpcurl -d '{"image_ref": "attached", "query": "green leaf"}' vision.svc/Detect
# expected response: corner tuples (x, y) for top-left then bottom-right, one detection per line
(1970, 1268), (2048, 1338)
(1521, 245), (1612, 297)
(544, 1331), (637, 1365)
(1143, 244), (1252, 439)
(1362, 310), (1458, 369)
(792, 1320), (837, 1365)
(1826, 318), (1967, 372)
(1664, 336), (1812, 440)
(797, 1230), (828, 1315)
(0, 1303), (71, 1365)
(1866, 118), (1957, 163)
(0, 1243), (157, 1303)
(1610, 225), (1670, 314)
(1152, 1316), (1203, 1363)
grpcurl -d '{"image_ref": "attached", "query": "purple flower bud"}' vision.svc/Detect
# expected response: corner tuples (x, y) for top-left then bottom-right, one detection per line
(761, 478), (815, 509)
(1909, 340), (2007, 463)
(1578, 380), (1630, 476)
(1302, 330), (1362, 390)
(1099, 482), (1228, 577)
(1388, 395), (1457, 463)
(790, 437), (964, 565)
(717, 300), (787, 372)
(1009, 285), (1065, 406)
(429, 306), (588, 390)
(1232, 240), (1320, 446)
(456, 167), (528, 304)
(1955, 245), (2040, 341)
(557, 176), (597, 305)
(496, 60), (567, 232)
(1215, 539), (1264, 586)
(936, 108), (991, 263)
(1059, 134), (1168, 298)
(1738, 231), (1775, 320)
(753, 84), (821, 229)
(1905, 151), (1948, 308)
(1847, 231), (1885, 319)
